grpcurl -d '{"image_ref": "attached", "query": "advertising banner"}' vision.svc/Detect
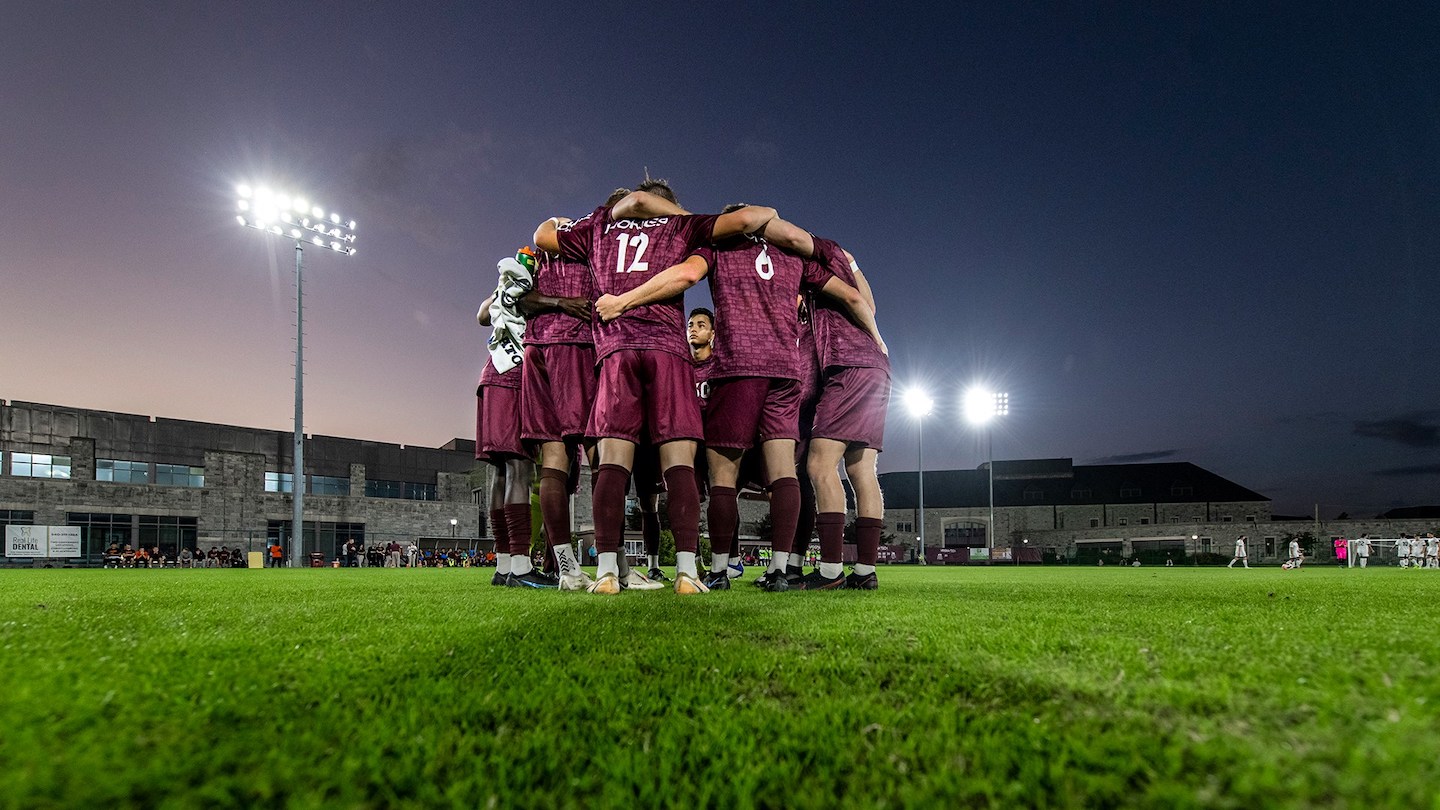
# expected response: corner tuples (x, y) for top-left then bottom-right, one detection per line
(47, 527), (81, 557)
(6, 526), (48, 557)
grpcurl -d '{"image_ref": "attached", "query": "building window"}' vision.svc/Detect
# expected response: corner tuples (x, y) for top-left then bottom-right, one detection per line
(67, 513), (133, 557)
(1070, 489), (1092, 500)
(1245, 515), (1257, 523)
(11, 453), (71, 479)
(1222, 516), (1233, 523)
(267, 520), (364, 558)
(1191, 515), (1202, 522)
(1119, 487), (1142, 498)
(156, 464), (205, 488)
(896, 521), (913, 533)
(97, 459), (149, 484)
(1, 509), (36, 531)
(1023, 489), (1045, 502)
(365, 480), (437, 501)
(1170, 486), (1194, 497)
(1089, 518), (1100, 528)
(310, 475), (349, 496)
(1264, 536), (1276, 556)
(138, 515), (198, 558)
(265, 472), (294, 493)
(1118, 518), (1129, 526)
(1200, 537), (1212, 553)
(1139, 518), (1150, 525)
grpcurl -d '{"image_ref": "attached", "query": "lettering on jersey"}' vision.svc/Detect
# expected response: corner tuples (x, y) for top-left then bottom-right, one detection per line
(755, 244), (775, 280)
(603, 217), (671, 234)
(556, 212), (591, 233)
(695, 380), (711, 401)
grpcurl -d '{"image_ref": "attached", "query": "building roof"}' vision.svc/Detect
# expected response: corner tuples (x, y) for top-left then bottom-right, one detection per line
(1378, 505), (1440, 520)
(880, 459), (1268, 509)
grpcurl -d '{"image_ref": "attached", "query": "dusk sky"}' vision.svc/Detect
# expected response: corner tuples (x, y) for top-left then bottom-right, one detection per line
(2, 3), (1437, 517)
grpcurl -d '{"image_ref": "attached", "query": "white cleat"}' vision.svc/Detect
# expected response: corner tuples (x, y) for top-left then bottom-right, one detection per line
(621, 570), (665, 591)
(586, 573), (622, 595)
(674, 572), (711, 595)
(559, 571), (594, 592)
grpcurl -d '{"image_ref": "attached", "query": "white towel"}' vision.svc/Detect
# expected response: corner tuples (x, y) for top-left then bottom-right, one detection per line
(486, 256), (534, 374)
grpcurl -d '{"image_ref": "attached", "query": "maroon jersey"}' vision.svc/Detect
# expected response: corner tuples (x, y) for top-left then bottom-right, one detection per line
(478, 356), (520, 390)
(690, 237), (833, 381)
(557, 205), (718, 361)
(693, 354), (715, 406)
(809, 237), (888, 371)
(527, 251), (594, 346)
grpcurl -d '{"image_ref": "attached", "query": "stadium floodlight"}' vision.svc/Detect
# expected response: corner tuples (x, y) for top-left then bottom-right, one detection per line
(234, 181), (358, 568)
(904, 388), (934, 564)
(963, 387), (1009, 555)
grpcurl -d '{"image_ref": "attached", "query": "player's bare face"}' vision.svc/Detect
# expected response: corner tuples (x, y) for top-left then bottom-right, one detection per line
(688, 315), (713, 350)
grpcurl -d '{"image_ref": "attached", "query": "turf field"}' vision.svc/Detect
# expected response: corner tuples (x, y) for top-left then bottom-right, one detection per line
(1, 566), (1436, 808)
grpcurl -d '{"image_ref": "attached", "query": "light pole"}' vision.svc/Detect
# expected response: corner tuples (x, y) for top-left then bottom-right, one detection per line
(904, 389), (934, 565)
(236, 183), (357, 569)
(450, 518), (458, 539)
(964, 388), (1009, 559)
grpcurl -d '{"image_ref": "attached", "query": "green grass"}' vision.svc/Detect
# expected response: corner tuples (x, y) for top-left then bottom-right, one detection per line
(1, 566), (1437, 808)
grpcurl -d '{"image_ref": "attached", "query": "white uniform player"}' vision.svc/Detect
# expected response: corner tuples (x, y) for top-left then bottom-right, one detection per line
(1354, 535), (1371, 568)
(1425, 534), (1438, 569)
(1399, 536), (1414, 568)
(1285, 538), (1302, 569)
(1228, 536), (1250, 569)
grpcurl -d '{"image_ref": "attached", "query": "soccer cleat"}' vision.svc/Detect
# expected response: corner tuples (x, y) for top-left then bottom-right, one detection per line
(845, 571), (879, 590)
(673, 572), (711, 594)
(558, 571), (592, 592)
(753, 570), (780, 588)
(647, 567), (671, 582)
(785, 565), (805, 585)
(790, 570), (846, 591)
(727, 561), (745, 579)
(702, 570), (732, 590)
(490, 571), (507, 587)
(759, 571), (790, 592)
(622, 570), (665, 591)
(506, 570), (559, 589)
(586, 573), (623, 595)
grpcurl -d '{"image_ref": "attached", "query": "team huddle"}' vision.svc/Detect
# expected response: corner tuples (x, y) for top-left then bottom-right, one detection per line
(474, 180), (890, 594)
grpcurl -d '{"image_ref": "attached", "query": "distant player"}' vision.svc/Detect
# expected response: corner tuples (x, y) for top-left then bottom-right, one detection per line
(1283, 537), (1302, 570)
(534, 180), (778, 594)
(1227, 535), (1250, 568)
(1354, 534), (1371, 568)
(1425, 532), (1439, 570)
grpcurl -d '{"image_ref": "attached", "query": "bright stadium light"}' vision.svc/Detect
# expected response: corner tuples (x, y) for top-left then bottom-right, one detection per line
(234, 181), (358, 568)
(904, 388), (934, 564)
(963, 386), (1009, 556)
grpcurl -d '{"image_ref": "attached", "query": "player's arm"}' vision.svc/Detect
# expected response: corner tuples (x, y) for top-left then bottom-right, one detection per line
(610, 191), (690, 218)
(518, 291), (592, 321)
(846, 250), (877, 313)
(476, 291), (497, 326)
(818, 276), (888, 355)
(594, 254), (711, 323)
(532, 218), (570, 254)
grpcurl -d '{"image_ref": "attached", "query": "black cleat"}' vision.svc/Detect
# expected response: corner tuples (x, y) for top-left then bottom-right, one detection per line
(505, 570), (559, 589)
(753, 570), (781, 588)
(647, 567), (671, 582)
(791, 570), (847, 591)
(759, 571), (791, 592)
(491, 571), (508, 586)
(845, 571), (879, 590)
(785, 564), (805, 585)
(702, 571), (732, 590)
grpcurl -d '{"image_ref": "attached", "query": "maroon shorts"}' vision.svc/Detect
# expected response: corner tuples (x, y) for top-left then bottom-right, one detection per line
(587, 350), (703, 445)
(476, 385), (525, 459)
(704, 377), (801, 449)
(521, 342), (597, 446)
(811, 366), (890, 451)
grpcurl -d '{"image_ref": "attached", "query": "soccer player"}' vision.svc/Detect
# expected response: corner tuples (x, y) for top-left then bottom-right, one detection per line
(1425, 533), (1438, 569)
(1227, 535), (1250, 568)
(477, 270), (553, 589)
(1354, 534), (1371, 567)
(1286, 537), (1303, 569)
(521, 235), (604, 591)
(533, 181), (778, 594)
(596, 212), (881, 593)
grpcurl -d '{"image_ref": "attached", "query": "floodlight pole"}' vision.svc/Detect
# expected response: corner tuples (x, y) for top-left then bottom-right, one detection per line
(986, 426), (995, 558)
(292, 240), (305, 569)
(917, 416), (926, 565)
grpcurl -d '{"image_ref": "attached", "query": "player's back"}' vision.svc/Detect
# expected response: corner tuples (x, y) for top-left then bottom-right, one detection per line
(528, 251), (594, 346)
(704, 236), (812, 381)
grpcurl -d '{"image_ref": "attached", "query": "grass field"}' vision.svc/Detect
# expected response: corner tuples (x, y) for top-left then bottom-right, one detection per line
(1, 566), (1437, 808)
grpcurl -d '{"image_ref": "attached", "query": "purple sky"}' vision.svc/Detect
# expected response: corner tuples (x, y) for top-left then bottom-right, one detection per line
(2, 3), (1438, 516)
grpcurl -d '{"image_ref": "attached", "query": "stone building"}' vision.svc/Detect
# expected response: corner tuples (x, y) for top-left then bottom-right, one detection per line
(1, 401), (484, 565)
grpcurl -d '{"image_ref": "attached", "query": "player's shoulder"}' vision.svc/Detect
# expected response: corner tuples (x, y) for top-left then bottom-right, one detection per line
(558, 207), (604, 233)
